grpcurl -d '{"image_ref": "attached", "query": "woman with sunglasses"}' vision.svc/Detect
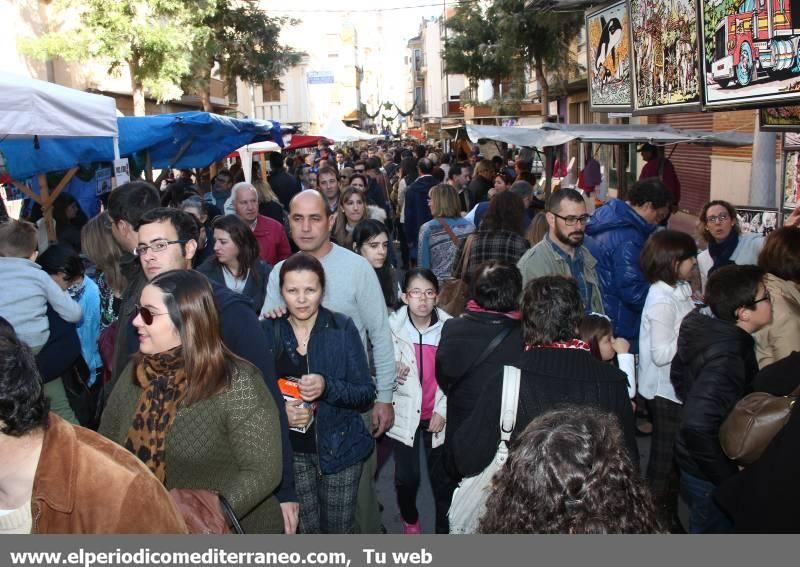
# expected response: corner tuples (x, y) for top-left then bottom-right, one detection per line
(198, 215), (271, 314)
(99, 270), (283, 533)
(696, 200), (764, 291)
(261, 253), (375, 533)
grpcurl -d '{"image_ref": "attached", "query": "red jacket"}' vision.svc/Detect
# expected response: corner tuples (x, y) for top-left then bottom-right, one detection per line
(640, 157), (681, 206)
(252, 215), (291, 265)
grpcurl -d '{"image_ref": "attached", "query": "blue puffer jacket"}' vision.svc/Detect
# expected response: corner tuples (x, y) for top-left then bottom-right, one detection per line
(262, 307), (376, 474)
(584, 199), (658, 351)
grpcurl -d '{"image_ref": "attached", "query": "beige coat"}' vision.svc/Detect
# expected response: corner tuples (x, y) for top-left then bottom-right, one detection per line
(754, 274), (800, 368)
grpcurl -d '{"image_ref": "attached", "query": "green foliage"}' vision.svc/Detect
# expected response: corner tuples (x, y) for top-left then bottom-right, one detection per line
(20, 0), (203, 104)
(187, 0), (304, 97)
(491, 0), (584, 95)
(442, 0), (513, 93)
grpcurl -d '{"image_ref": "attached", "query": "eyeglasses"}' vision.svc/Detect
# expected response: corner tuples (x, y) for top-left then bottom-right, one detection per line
(134, 305), (169, 325)
(706, 213), (730, 224)
(751, 291), (771, 306)
(135, 239), (187, 256)
(406, 289), (437, 299)
(354, 168), (366, 173)
(551, 212), (591, 226)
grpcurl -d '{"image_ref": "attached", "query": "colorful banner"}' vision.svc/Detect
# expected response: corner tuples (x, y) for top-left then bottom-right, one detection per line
(586, 0), (633, 112)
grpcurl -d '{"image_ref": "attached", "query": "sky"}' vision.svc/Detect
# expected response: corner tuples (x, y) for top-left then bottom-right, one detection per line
(261, 0), (449, 104)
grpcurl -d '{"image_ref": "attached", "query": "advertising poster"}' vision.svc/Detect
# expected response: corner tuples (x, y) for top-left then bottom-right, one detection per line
(701, 0), (800, 109)
(629, 0), (702, 113)
(586, 0), (633, 112)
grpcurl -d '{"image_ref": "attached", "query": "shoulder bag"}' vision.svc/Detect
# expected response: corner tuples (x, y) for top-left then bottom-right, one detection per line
(720, 383), (800, 466)
(437, 219), (473, 316)
(448, 365), (521, 534)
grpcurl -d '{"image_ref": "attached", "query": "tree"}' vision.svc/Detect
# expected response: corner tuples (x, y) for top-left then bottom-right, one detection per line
(20, 0), (205, 116)
(442, 0), (513, 100)
(185, 0), (304, 112)
(492, 0), (584, 115)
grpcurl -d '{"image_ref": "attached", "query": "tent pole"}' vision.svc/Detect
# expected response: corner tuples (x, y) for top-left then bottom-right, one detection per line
(145, 150), (153, 183)
(260, 153), (268, 185)
(38, 174), (55, 242)
(616, 144), (629, 201)
(544, 147), (553, 201)
(46, 167), (79, 206)
(154, 137), (195, 186)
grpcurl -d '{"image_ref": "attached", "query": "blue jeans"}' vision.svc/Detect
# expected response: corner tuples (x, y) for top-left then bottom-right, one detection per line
(680, 471), (733, 534)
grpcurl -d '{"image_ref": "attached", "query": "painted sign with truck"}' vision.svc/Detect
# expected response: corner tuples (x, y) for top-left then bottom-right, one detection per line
(701, 0), (800, 108)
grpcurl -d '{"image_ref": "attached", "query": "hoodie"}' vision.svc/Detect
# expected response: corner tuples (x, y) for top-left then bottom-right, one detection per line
(403, 175), (438, 261)
(584, 198), (659, 350)
(670, 310), (759, 485)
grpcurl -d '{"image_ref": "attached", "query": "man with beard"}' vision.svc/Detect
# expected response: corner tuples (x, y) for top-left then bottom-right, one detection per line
(517, 188), (604, 314)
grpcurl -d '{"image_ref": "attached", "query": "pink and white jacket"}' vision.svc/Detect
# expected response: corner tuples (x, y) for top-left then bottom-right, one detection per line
(387, 306), (450, 448)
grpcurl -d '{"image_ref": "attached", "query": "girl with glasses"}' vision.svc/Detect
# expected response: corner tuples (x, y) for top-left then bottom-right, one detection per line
(388, 268), (454, 534)
(697, 200), (764, 291)
(99, 270), (284, 533)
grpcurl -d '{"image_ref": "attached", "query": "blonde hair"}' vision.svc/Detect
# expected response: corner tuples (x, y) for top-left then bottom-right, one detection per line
(333, 187), (366, 249)
(429, 183), (462, 218)
(253, 179), (280, 204)
(81, 212), (128, 294)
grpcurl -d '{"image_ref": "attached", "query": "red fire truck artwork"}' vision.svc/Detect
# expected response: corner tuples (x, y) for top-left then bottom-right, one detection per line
(712, 0), (800, 87)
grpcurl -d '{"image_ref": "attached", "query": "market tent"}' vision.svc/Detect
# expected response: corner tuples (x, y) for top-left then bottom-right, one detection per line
(118, 111), (284, 171)
(466, 123), (754, 148)
(0, 111), (285, 180)
(318, 119), (383, 143)
(227, 135), (332, 183)
(0, 74), (117, 139)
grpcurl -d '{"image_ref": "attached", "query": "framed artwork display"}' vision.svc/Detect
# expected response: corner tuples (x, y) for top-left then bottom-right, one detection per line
(629, 0), (702, 114)
(586, 0), (633, 112)
(760, 106), (800, 131)
(700, 0), (800, 110)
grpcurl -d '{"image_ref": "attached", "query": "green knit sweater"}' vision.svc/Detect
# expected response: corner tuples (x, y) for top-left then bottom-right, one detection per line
(99, 359), (283, 533)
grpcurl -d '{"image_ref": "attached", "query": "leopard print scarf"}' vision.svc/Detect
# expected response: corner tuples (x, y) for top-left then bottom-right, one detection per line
(124, 346), (187, 483)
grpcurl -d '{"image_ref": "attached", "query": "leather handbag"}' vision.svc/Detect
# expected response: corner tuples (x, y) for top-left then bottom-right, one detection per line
(169, 489), (244, 534)
(448, 365), (520, 534)
(719, 384), (800, 466)
(437, 220), (473, 316)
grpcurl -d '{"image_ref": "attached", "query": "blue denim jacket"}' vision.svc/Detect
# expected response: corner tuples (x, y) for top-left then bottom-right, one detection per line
(262, 307), (375, 474)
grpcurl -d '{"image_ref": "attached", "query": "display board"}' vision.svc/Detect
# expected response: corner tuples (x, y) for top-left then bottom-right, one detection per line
(760, 105), (800, 131)
(586, 0), (633, 112)
(629, 0), (701, 114)
(783, 150), (800, 210)
(700, 0), (800, 110)
(735, 205), (779, 236)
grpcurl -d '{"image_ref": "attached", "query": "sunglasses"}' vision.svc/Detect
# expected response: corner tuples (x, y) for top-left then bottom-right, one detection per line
(134, 304), (169, 325)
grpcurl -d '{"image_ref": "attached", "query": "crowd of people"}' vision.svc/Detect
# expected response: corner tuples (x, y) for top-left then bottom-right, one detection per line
(1, 136), (800, 535)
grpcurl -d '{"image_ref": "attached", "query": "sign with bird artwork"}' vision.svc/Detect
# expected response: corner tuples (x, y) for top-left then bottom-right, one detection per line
(587, 0), (634, 112)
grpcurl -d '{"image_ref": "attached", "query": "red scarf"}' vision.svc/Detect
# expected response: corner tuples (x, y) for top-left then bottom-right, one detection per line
(524, 339), (590, 352)
(465, 300), (522, 320)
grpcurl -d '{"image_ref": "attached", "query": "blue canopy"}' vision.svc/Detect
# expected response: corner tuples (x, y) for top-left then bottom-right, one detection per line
(0, 111), (285, 179)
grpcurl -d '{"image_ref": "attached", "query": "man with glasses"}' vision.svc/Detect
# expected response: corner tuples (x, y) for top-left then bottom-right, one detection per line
(584, 179), (674, 352)
(108, 207), (301, 535)
(517, 188), (604, 314)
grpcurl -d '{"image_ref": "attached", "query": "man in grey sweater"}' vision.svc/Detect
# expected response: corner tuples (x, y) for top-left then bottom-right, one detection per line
(261, 190), (395, 533)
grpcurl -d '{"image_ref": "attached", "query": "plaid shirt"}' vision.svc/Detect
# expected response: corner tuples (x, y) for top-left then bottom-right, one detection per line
(452, 230), (530, 278)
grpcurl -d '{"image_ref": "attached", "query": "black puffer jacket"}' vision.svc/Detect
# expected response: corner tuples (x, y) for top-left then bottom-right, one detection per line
(671, 310), (759, 484)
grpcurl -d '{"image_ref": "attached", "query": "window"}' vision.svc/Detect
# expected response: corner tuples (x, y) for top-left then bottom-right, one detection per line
(262, 80), (281, 103)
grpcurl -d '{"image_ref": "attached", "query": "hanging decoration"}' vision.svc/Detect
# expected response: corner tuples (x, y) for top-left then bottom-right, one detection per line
(391, 99), (418, 117)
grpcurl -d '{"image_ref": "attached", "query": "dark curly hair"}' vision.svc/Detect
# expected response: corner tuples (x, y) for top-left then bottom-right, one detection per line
(479, 405), (662, 534)
(0, 316), (50, 436)
(521, 276), (583, 345)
